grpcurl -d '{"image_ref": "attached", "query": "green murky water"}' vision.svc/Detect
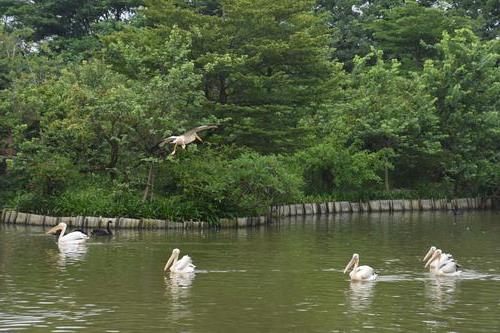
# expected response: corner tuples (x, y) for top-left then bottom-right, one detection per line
(1, 211), (499, 332)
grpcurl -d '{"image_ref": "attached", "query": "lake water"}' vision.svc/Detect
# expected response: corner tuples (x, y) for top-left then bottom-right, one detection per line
(1, 211), (499, 332)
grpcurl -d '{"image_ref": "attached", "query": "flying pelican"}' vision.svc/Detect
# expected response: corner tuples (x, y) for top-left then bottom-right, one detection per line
(91, 220), (113, 236)
(343, 253), (378, 281)
(46, 222), (89, 244)
(159, 125), (217, 155)
(425, 249), (461, 276)
(422, 246), (454, 270)
(164, 248), (196, 273)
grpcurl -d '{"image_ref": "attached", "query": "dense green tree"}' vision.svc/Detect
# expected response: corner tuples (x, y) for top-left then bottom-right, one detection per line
(140, 0), (342, 153)
(0, 0), (497, 219)
(421, 29), (500, 194)
(2, 60), (140, 193)
(0, 0), (144, 59)
(316, 0), (405, 69)
(326, 50), (443, 190)
(447, 0), (500, 39)
(3, 27), (206, 200)
(0, 0), (143, 39)
(170, 148), (302, 218)
(294, 140), (384, 196)
(368, 1), (472, 69)
(216, 0), (341, 153)
(103, 25), (209, 199)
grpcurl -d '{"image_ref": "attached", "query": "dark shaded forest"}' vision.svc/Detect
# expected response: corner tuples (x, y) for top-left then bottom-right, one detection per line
(0, 0), (498, 221)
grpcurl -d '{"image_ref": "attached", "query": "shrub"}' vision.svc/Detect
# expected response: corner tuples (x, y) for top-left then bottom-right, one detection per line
(294, 142), (384, 196)
(170, 149), (302, 218)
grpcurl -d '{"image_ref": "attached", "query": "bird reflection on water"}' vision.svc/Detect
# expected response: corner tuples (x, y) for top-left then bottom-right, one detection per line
(164, 272), (195, 323)
(425, 275), (459, 310)
(346, 280), (376, 312)
(56, 242), (88, 268)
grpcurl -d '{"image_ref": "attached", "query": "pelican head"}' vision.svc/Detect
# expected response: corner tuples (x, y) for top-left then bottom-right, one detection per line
(344, 253), (360, 274)
(46, 222), (66, 235)
(423, 246), (437, 262)
(164, 248), (181, 272)
(425, 249), (442, 268)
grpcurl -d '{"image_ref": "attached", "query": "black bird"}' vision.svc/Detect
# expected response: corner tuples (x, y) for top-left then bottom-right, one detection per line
(91, 220), (113, 236)
(451, 203), (463, 215)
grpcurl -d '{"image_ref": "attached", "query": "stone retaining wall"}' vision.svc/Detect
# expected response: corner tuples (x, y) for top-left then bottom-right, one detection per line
(270, 197), (493, 219)
(0, 197), (494, 229)
(0, 209), (271, 229)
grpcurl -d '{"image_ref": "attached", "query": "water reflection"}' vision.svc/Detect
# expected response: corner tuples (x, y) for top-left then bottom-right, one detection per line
(346, 280), (376, 312)
(1, 211), (499, 332)
(164, 272), (195, 324)
(57, 242), (88, 268)
(165, 272), (195, 298)
(425, 275), (458, 309)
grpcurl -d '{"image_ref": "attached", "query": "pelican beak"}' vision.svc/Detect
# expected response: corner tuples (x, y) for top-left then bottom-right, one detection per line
(344, 258), (355, 274)
(423, 247), (435, 262)
(425, 251), (440, 268)
(46, 225), (63, 234)
(164, 253), (175, 272)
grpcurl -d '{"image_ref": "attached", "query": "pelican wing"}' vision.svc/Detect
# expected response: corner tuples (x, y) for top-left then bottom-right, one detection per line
(172, 255), (196, 273)
(354, 265), (377, 281)
(439, 261), (460, 274)
(61, 231), (89, 242)
(158, 136), (177, 147)
(183, 125), (217, 136)
(438, 256), (453, 267)
(444, 253), (453, 260)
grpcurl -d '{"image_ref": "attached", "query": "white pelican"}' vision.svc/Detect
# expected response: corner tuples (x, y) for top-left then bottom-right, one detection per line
(164, 248), (196, 273)
(423, 246), (453, 270)
(343, 253), (378, 281)
(46, 222), (89, 244)
(159, 125), (217, 155)
(425, 249), (461, 276)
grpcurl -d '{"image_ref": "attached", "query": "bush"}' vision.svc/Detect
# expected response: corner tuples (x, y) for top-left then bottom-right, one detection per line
(224, 152), (302, 215)
(294, 142), (384, 196)
(170, 149), (302, 218)
(7, 192), (52, 214)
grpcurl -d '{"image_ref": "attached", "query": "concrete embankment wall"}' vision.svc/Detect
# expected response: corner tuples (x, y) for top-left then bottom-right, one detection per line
(0, 211), (210, 230)
(0, 197), (494, 229)
(270, 197), (492, 219)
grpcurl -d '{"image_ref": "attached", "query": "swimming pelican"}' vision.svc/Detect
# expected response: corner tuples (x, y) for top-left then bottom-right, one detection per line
(46, 222), (89, 244)
(158, 125), (217, 155)
(423, 246), (453, 270)
(425, 249), (461, 276)
(164, 248), (196, 273)
(343, 253), (378, 281)
(91, 220), (113, 236)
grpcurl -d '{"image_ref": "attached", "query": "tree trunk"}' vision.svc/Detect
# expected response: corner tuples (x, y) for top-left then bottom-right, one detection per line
(107, 140), (119, 180)
(219, 75), (227, 104)
(150, 167), (156, 201)
(0, 157), (6, 175)
(385, 165), (389, 191)
(6, 130), (14, 157)
(142, 163), (155, 202)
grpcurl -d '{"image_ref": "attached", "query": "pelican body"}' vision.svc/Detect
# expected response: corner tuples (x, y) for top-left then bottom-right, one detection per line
(159, 125), (217, 155)
(344, 253), (378, 281)
(164, 248), (196, 273)
(425, 249), (461, 276)
(47, 222), (89, 244)
(423, 246), (454, 270)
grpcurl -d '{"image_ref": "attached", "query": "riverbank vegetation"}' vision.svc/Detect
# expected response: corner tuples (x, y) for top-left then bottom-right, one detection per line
(1, 0), (498, 221)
